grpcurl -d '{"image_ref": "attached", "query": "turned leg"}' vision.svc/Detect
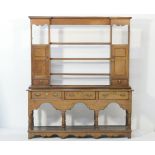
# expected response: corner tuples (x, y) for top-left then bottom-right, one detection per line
(126, 110), (128, 126)
(126, 110), (131, 138)
(28, 110), (34, 130)
(28, 133), (34, 139)
(28, 109), (34, 139)
(94, 110), (99, 128)
(128, 91), (132, 138)
(61, 110), (66, 128)
(126, 110), (131, 128)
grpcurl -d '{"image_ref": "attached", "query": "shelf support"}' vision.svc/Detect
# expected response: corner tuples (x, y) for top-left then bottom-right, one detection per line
(28, 110), (34, 130)
(94, 110), (99, 128)
(61, 110), (66, 128)
(126, 110), (131, 129)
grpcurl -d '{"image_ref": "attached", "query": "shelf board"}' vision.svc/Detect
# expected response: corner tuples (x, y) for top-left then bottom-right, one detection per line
(29, 16), (132, 19)
(31, 125), (130, 132)
(50, 58), (111, 61)
(50, 42), (111, 45)
(29, 85), (132, 90)
(50, 73), (110, 76)
(29, 125), (131, 138)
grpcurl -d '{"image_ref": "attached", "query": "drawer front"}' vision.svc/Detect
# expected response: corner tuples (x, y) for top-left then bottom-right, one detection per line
(32, 79), (49, 85)
(112, 80), (128, 86)
(32, 91), (62, 99)
(99, 92), (128, 100)
(65, 92), (95, 100)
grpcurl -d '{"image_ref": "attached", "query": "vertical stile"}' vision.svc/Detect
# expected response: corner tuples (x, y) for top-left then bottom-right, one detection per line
(48, 22), (51, 85)
(110, 21), (112, 85)
(128, 23), (130, 82)
(30, 22), (33, 84)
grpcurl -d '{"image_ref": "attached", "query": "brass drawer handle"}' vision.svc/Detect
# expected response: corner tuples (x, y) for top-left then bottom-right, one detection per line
(53, 93), (59, 97)
(35, 93), (41, 96)
(101, 94), (109, 97)
(85, 93), (92, 97)
(39, 80), (43, 84)
(45, 92), (49, 96)
(120, 93), (126, 97)
(68, 94), (74, 97)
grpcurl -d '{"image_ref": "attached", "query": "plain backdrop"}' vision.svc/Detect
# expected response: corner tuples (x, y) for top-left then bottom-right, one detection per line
(0, 0), (155, 141)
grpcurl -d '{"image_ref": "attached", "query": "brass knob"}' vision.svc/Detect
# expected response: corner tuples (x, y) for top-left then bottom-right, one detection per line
(39, 80), (43, 84)
(118, 80), (121, 84)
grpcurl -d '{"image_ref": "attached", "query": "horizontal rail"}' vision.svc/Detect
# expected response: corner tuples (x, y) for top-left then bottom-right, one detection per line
(50, 58), (111, 60)
(50, 73), (110, 76)
(50, 42), (110, 45)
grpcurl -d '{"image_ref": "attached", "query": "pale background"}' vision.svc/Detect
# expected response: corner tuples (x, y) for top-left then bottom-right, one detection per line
(0, 9), (155, 139)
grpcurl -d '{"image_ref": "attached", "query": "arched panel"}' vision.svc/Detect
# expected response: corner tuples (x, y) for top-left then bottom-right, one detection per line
(66, 103), (94, 126)
(99, 103), (126, 125)
(33, 103), (61, 126)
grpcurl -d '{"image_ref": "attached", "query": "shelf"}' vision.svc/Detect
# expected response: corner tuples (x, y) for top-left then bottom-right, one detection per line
(50, 73), (110, 76)
(32, 125), (129, 131)
(29, 85), (132, 89)
(50, 42), (111, 45)
(50, 58), (111, 61)
(29, 125), (131, 138)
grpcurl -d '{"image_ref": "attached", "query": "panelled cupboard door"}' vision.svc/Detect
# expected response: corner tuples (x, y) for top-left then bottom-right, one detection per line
(32, 45), (50, 85)
(111, 45), (129, 85)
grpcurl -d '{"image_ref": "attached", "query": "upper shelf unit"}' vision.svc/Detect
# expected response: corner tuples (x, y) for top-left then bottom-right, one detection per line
(30, 17), (131, 87)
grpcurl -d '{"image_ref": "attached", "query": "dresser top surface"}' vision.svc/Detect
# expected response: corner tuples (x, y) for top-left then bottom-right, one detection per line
(29, 16), (132, 19)
(28, 85), (132, 91)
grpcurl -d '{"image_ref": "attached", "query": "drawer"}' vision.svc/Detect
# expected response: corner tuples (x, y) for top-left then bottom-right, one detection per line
(32, 91), (62, 99)
(65, 92), (95, 100)
(33, 79), (49, 85)
(99, 91), (128, 100)
(112, 80), (128, 86)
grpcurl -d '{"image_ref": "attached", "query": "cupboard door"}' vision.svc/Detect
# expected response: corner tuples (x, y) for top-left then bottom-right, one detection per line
(111, 45), (129, 86)
(32, 45), (50, 85)
(114, 57), (126, 76)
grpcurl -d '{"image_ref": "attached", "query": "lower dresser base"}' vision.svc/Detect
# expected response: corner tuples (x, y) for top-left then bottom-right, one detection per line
(28, 88), (132, 139)
(28, 125), (131, 139)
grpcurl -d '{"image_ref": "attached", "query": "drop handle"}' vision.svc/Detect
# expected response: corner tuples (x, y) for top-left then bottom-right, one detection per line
(120, 93), (126, 97)
(39, 80), (43, 84)
(53, 93), (59, 97)
(45, 92), (49, 96)
(102, 94), (109, 97)
(85, 94), (92, 97)
(35, 93), (41, 96)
